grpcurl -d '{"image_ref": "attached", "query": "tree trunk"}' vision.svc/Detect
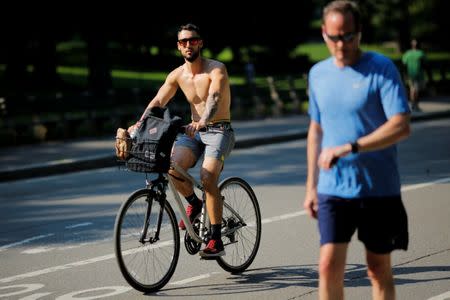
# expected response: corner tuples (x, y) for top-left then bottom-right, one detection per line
(33, 32), (60, 89)
(87, 32), (112, 95)
(4, 34), (28, 90)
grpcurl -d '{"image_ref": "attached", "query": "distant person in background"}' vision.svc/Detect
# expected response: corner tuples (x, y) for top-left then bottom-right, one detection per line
(402, 39), (427, 112)
(303, 1), (411, 299)
(244, 59), (256, 86)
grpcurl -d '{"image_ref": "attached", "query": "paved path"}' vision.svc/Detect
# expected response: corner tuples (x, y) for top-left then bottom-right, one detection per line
(1, 96), (449, 182)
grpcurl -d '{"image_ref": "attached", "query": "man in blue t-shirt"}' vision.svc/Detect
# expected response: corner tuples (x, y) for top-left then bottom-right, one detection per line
(303, 1), (411, 299)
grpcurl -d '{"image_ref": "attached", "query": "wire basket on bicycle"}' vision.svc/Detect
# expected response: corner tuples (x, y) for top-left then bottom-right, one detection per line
(118, 107), (183, 173)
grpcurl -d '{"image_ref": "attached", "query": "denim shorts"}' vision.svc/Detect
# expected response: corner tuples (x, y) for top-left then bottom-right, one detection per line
(318, 194), (409, 254)
(174, 123), (235, 163)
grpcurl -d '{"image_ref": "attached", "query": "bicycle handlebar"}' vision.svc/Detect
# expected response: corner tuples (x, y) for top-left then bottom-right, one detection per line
(178, 125), (187, 134)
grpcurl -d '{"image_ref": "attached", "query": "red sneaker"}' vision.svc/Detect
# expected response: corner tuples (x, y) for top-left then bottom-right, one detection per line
(199, 239), (225, 258)
(179, 202), (202, 230)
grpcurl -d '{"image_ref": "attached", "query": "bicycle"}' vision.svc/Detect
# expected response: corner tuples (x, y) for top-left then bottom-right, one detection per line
(113, 139), (262, 293)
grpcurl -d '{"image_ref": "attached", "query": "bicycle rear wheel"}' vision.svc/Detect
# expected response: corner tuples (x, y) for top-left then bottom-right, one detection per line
(114, 189), (180, 293)
(217, 177), (261, 273)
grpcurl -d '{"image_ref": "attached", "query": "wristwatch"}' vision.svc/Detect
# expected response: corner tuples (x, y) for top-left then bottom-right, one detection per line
(351, 141), (359, 153)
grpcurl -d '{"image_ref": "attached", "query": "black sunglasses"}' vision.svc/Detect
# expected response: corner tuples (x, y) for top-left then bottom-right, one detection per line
(325, 32), (358, 43)
(177, 37), (201, 46)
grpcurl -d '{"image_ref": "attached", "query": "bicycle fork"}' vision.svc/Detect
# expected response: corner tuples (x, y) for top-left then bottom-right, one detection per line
(138, 193), (151, 244)
(139, 178), (168, 244)
(137, 191), (161, 244)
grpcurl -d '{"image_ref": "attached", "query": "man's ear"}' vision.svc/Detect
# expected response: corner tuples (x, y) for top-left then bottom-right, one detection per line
(357, 25), (362, 42)
(321, 25), (327, 42)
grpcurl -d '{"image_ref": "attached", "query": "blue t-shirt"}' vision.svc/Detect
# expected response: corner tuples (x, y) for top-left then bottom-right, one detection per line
(308, 51), (410, 198)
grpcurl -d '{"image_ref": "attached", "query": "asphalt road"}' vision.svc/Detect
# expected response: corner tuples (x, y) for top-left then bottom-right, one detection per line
(0, 119), (449, 300)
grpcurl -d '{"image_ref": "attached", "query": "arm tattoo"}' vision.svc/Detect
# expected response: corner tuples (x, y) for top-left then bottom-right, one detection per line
(200, 92), (220, 123)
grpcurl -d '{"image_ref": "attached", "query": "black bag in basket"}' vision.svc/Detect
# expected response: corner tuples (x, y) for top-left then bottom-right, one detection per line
(126, 107), (182, 173)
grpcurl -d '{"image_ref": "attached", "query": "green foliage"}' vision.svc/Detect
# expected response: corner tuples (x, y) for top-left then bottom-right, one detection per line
(427, 52), (450, 60)
(291, 43), (329, 62)
(56, 40), (87, 52)
(216, 47), (234, 62)
(292, 42), (449, 63)
(408, 0), (439, 39)
(361, 44), (402, 60)
(292, 43), (399, 62)
(202, 48), (213, 58)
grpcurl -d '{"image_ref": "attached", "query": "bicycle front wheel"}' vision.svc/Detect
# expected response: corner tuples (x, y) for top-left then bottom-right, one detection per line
(114, 189), (180, 293)
(217, 177), (261, 273)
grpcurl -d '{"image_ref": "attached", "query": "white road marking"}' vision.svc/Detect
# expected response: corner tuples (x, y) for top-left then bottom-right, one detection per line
(427, 291), (450, 300)
(65, 222), (93, 229)
(19, 292), (53, 299)
(22, 238), (111, 254)
(262, 211), (307, 224)
(0, 283), (44, 297)
(0, 253), (116, 284)
(169, 272), (221, 285)
(0, 240), (174, 284)
(401, 177), (450, 192)
(1, 177), (449, 286)
(55, 286), (132, 300)
(0, 234), (54, 252)
(22, 246), (55, 254)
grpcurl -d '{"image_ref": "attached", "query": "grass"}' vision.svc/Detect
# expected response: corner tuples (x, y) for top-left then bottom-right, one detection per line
(56, 65), (247, 89)
(291, 43), (330, 61)
(2, 42), (449, 92)
(292, 42), (450, 61)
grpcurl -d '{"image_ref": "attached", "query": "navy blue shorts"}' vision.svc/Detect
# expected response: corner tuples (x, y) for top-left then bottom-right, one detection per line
(318, 194), (409, 254)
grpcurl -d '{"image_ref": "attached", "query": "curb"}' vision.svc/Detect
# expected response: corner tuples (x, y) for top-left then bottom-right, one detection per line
(1, 110), (449, 183)
(410, 110), (450, 122)
(0, 130), (309, 182)
(0, 155), (117, 182)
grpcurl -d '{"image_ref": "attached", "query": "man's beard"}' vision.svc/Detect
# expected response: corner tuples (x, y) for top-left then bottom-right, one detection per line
(185, 50), (200, 62)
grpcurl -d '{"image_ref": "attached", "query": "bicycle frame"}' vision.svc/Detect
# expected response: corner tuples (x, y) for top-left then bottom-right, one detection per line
(166, 163), (205, 243)
(164, 162), (247, 245)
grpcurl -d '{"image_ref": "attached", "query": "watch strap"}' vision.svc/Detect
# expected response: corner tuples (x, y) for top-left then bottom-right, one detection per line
(351, 141), (359, 153)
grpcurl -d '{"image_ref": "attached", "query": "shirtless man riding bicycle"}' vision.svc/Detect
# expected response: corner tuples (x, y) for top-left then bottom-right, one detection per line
(128, 23), (235, 258)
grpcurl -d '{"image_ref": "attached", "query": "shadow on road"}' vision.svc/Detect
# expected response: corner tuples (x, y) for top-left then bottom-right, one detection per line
(151, 262), (450, 297)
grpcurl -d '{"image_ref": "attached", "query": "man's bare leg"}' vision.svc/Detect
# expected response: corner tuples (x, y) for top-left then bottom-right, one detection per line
(169, 146), (197, 197)
(366, 250), (395, 300)
(201, 157), (223, 225)
(410, 85), (419, 110)
(318, 243), (348, 300)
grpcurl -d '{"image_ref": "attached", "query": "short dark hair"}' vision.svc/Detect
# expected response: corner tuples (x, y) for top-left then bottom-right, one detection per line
(323, 0), (361, 32)
(177, 23), (201, 38)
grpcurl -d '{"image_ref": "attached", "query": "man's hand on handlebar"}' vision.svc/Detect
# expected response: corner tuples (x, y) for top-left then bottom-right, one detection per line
(184, 121), (206, 137)
(127, 120), (142, 137)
